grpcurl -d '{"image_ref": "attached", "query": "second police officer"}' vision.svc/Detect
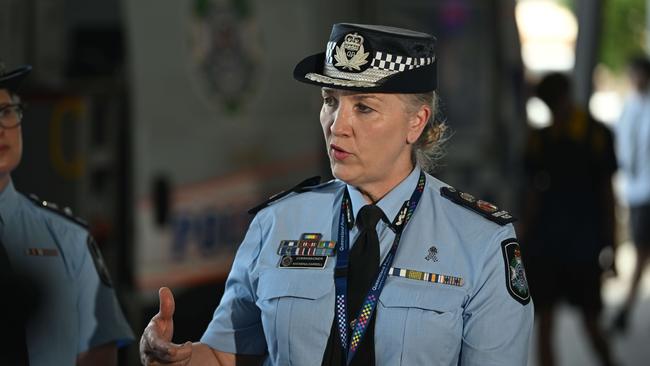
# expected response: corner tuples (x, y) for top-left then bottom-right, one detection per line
(0, 63), (134, 365)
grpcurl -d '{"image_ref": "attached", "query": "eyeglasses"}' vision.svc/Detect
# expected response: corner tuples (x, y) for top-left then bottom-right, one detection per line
(0, 103), (25, 129)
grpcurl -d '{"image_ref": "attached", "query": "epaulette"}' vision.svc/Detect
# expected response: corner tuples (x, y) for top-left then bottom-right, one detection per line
(248, 176), (324, 215)
(26, 193), (88, 228)
(440, 187), (516, 226)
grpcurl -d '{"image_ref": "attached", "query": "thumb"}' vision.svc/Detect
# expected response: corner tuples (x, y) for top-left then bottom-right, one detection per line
(158, 286), (175, 321)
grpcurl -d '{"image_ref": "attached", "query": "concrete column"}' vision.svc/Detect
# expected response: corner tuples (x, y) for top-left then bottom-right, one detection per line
(574, 0), (602, 108)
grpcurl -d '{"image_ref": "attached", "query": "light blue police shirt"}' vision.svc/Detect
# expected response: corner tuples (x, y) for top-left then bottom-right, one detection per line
(0, 180), (134, 366)
(201, 167), (534, 365)
(616, 92), (650, 206)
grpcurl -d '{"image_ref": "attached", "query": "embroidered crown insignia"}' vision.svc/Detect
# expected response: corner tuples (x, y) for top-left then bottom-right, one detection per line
(334, 32), (370, 71)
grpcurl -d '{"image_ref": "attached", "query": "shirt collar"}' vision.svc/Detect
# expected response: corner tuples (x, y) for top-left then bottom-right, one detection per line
(0, 179), (19, 230)
(347, 166), (421, 226)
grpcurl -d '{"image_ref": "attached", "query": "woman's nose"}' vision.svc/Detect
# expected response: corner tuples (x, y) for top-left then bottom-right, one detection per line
(330, 103), (351, 136)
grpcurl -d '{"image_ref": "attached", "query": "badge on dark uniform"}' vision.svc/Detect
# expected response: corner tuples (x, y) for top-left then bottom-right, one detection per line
(459, 192), (476, 203)
(476, 200), (498, 213)
(501, 239), (530, 305)
(440, 187), (517, 226)
(333, 32), (371, 73)
(87, 236), (113, 287)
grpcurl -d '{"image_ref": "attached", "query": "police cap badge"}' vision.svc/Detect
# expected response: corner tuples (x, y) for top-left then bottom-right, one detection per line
(293, 23), (437, 93)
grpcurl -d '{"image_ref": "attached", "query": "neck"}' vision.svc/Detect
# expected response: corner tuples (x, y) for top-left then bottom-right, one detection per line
(357, 163), (414, 204)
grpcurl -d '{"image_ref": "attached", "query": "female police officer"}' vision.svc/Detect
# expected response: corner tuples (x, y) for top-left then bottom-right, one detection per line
(140, 23), (533, 366)
(0, 64), (134, 364)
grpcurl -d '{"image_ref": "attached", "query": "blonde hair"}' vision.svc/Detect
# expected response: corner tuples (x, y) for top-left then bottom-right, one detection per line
(400, 92), (449, 173)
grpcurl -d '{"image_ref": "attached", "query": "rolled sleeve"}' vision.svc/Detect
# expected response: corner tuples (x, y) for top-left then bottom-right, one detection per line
(460, 225), (534, 366)
(200, 214), (267, 355)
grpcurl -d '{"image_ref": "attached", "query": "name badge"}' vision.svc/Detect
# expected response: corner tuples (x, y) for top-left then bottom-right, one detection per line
(279, 255), (328, 269)
(25, 248), (59, 256)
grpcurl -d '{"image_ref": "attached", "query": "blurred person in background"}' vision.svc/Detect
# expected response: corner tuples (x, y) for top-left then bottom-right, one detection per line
(612, 56), (650, 333)
(521, 73), (617, 366)
(140, 23), (533, 366)
(0, 62), (134, 365)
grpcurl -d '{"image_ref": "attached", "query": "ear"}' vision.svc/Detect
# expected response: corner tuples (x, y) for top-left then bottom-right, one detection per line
(406, 104), (431, 144)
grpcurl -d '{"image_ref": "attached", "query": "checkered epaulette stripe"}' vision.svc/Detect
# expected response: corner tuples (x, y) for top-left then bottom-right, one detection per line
(325, 41), (337, 63)
(371, 52), (435, 72)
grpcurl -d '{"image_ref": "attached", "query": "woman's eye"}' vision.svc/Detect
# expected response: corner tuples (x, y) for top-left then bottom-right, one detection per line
(0, 107), (11, 118)
(356, 104), (374, 113)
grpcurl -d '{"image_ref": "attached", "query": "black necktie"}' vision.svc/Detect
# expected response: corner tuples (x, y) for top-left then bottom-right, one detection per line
(0, 238), (31, 366)
(322, 204), (384, 366)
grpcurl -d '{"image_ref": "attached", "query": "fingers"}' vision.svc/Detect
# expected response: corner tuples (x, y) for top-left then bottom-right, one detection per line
(158, 287), (175, 321)
(143, 326), (173, 358)
(141, 337), (192, 365)
(168, 341), (193, 360)
(139, 287), (191, 366)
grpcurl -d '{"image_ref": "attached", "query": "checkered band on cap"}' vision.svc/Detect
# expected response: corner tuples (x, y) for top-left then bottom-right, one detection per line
(296, 23), (437, 92)
(312, 41), (435, 88)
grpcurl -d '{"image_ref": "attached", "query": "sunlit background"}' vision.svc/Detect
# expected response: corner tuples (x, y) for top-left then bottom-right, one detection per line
(516, 1), (650, 365)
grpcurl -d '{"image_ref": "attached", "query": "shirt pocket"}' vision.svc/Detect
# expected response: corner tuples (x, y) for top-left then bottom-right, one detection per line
(257, 269), (334, 366)
(377, 279), (465, 366)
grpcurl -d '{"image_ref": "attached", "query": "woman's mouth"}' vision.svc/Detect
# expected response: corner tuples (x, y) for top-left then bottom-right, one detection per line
(330, 144), (350, 161)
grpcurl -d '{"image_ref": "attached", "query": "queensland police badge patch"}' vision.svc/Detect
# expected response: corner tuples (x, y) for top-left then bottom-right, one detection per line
(501, 239), (530, 305)
(87, 236), (113, 287)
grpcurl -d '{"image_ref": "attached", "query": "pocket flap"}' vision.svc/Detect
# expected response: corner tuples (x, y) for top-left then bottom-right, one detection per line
(257, 269), (333, 301)
(379, 278), (466, 312)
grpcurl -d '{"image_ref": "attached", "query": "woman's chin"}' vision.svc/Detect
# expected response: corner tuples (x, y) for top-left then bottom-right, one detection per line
(330, 164), (359, 185)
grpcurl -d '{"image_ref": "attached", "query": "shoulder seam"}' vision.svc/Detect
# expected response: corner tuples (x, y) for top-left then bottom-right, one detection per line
(248, 176), (337, 215)
(23, 193), (88, 228)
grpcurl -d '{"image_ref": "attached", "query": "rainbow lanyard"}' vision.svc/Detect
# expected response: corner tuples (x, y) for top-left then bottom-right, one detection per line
(334, 171), (426, 365)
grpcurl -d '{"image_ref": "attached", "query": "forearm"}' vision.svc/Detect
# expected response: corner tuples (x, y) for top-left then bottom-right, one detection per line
(189, 343), (224, 366)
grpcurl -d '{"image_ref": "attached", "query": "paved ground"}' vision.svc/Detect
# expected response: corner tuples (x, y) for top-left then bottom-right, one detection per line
(527, 242), (650, 366)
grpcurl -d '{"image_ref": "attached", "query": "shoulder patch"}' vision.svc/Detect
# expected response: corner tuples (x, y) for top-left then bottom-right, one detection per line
(248, 176), (324, 215)
(26, 194), (88, 228)
(87, 236), (113, 287)
(501, 238), (530, 305)
(440, 187), (516, 226)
